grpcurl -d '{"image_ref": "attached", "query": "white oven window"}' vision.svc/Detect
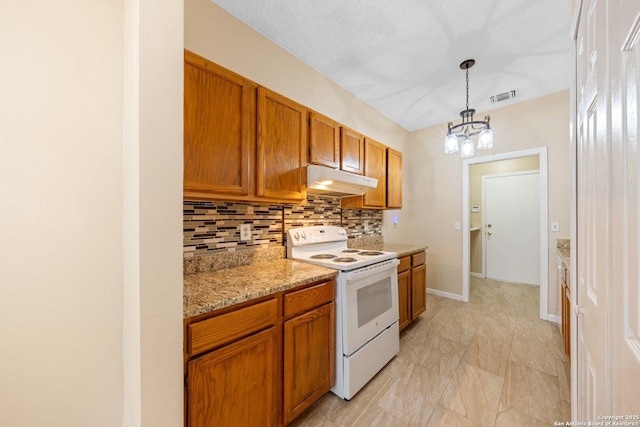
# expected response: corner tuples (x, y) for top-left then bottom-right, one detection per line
(357, 277), (392, 327)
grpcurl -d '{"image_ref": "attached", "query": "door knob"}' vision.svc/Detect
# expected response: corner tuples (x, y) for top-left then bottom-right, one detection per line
(487, 231), (492, 236)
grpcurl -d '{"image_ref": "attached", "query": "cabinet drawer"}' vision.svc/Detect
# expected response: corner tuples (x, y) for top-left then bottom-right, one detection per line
(412, 251), (426, 267)
(284, 281), (334, 318)
(398, 256), (411, 273)
(188, 298), (278, 356)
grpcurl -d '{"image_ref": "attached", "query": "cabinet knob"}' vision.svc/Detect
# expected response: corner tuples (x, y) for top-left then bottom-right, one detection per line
(574, 305), (585, 315)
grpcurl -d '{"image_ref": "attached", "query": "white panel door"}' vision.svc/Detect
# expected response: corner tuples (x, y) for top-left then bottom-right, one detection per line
(483, 171), (540, 285)
(610, 0), (640, 413)
(575, 0), (608, 418)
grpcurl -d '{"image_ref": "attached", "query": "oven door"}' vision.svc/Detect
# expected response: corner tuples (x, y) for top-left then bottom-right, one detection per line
(342, 259), (399, 356)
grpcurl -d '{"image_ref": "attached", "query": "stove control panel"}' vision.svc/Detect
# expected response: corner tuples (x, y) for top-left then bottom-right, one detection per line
(287, 225), (348, 246)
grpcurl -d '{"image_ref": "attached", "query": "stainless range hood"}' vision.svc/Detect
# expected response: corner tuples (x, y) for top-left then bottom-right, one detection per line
(306, 164), (377, 197)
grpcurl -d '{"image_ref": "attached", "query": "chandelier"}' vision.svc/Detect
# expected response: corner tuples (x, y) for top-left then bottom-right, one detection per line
(444, 59), (493, 158)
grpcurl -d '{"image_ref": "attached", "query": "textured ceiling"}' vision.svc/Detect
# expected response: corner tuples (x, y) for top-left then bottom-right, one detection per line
(210, 0), (571, 131)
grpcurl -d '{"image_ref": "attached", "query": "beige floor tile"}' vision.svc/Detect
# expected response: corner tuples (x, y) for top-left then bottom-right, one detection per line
(463, 334), (511, 377)
(501, 361), (566, 424)
(323, 371), (393, 426)
(494, 402), (546, 427)
(557, 359), (571, 403)
(475, 315), (515, 342)
(417, 334), (467, 378)
(377, 362), (449, 426)
(434, 313), (479, 345)
(425, 404), (482, 427)
(352, 405), (407, 427)
(287, 402), (338, 427)
(510, 322), (564, 376)
(439, 362), (504, 427)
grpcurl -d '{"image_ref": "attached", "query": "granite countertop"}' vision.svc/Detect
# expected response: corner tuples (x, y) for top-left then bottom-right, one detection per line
(557, 247), (570, 267)
(354, 242), (428, 258)
(184, 259), (338, 319)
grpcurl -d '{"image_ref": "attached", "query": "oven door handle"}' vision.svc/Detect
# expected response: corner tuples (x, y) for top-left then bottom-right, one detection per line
(344, 258), (399, 282)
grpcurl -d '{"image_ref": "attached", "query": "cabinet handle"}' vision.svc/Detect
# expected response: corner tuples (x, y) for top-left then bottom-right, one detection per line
(574, 305), (585, 315)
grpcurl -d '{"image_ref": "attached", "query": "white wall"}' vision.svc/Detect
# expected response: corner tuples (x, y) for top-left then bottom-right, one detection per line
(185, 0), (413, 243)
(0, 1), (125, 425)
(408, 91), (570, 316)
(0, 1), (184, 425)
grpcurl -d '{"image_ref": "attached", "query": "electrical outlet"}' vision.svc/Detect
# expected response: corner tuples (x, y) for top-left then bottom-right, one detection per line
(364, 220), (369, 231)
(551, 222), (560, 232)
(240, 223), (252, 241)
(455, 221), (461, 230)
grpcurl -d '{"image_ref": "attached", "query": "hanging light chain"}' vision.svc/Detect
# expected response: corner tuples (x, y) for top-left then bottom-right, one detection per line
(465, 67), (470, 111)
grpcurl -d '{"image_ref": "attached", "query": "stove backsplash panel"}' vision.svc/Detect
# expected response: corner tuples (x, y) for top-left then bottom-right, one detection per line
(184, 196), (382, 258)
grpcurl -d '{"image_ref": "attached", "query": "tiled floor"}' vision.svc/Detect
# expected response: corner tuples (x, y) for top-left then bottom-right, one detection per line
(290, 277), (571, 427)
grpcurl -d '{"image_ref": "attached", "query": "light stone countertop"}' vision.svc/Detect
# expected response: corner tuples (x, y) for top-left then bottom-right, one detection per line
(184, 259), (338, 319)
(557, 247), (570, 267)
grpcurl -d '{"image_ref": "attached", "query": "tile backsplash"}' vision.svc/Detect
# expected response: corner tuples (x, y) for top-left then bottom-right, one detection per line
(184, 196), (382, 258)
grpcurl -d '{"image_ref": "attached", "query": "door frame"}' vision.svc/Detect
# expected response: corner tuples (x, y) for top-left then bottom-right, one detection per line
(481, 170), (541, 282)
(462, 147), (549, 321)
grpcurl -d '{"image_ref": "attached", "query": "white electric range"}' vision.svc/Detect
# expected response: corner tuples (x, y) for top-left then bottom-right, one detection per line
(286, 225), (400, 400)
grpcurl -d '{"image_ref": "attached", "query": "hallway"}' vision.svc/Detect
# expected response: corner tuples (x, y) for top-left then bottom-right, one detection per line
(290, 277), (571, 426)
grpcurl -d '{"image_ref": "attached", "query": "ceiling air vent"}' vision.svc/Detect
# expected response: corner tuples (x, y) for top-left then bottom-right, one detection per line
(490, 90), (517, 103)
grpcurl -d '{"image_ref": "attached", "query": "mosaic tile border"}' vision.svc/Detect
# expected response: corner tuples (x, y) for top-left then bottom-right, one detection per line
(183, 195), (384, 269)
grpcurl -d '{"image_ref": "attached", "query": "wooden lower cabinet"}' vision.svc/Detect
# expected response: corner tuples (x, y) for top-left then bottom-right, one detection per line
(284, 302), (335, 424)
(411, 263), (427, 319)
(188, 327), (278, 427)
(397, 270), (411, 330)
(185, 279), (335, 427)
(397, 251), (427, 331)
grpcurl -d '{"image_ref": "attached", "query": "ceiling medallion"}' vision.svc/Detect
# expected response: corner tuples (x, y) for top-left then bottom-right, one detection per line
(444, 59), (493, 158)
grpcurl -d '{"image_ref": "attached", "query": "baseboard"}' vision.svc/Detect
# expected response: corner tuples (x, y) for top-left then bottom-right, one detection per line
(547, 314), (561, 324)
(426, 288), (463, 301)
(470, 272), (482, 278)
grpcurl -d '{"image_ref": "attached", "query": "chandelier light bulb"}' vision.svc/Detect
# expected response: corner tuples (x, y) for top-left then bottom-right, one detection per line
(461, 137), (474, 158)
(444, 134), (459, 153)
(477, 128), (494, 149)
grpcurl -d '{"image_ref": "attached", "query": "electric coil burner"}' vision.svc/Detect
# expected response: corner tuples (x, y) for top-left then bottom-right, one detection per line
(286, 225), (399, 400)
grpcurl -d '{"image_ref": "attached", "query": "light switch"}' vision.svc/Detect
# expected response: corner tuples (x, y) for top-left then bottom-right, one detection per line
(551, 222), (560, 232)
(455, 221), (461, 230)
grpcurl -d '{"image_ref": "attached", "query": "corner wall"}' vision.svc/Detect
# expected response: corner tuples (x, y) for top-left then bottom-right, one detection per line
(407, 91), (570, 316)
(0, 1), (125, 425)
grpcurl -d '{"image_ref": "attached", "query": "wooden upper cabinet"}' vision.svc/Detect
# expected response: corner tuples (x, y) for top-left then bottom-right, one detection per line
(362, 138), (387, 208)
(386, 147), (402, 208)
(183, 50), (253, 198)
(340, 127), (365, 175)
(257, 87), (307, 202)
(309, 112), (340, 168)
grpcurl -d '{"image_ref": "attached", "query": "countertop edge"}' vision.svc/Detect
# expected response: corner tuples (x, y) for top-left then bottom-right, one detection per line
(184, 260), (338, 319)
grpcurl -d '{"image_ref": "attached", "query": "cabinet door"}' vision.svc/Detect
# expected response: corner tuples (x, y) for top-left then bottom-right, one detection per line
(309, 112), (339, 168)
(397, 270), (411, 331)
(411, 264), (427, 319)
(257, 87), (307, 202)
(386, 147), (403, 208)
(340, 127), (364, 175)
(284, 303), (335, 424)
(363, 138), (387, 208)
(188, 327), (277, 427)
(184, 51), (252, 197)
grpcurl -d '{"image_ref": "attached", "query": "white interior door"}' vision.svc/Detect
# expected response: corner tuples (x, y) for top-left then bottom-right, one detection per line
(574, 0), (613, 418)
(483, 171), (540, 285)
(609, 0), (640, 413)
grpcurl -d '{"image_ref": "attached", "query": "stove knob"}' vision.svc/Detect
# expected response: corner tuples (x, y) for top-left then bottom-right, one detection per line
(301, 231), (307, 239)
(294, 232), (300, 241)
